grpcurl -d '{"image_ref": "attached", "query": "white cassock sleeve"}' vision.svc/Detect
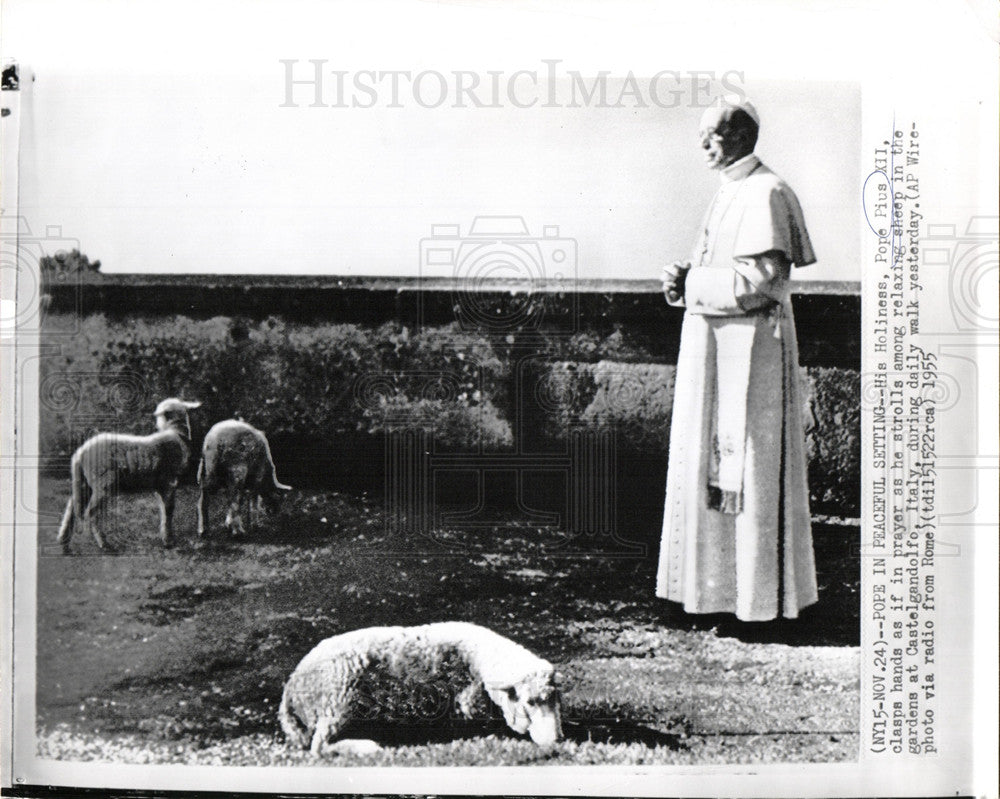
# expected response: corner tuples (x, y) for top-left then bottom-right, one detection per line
(733, 185), (817, 267)
(682, 251), (790, 315)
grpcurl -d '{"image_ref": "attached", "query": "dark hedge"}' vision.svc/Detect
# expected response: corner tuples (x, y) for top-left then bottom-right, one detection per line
(38, 313), (859, 516)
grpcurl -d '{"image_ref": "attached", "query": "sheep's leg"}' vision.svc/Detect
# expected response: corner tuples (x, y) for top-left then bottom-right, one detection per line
(82, 490), (112, 551)
(157, 484), (177, 547)
(309, 716), (343, 756)
(225, 488), (245, 538)
(56, 496), (76, 554)
(58, 465), (92, 554)
(223, 491), (235, 536)
(223, 489), (233, 533)
(235, 489), (248, 536)
(197, 488), (210, 538)
(243, 492), (255, 531)
(457, 681), (483, 719)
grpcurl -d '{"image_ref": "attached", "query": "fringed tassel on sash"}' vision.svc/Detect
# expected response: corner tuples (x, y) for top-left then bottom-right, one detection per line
(706, 317), (758, 515)
(707, 485), (744, 514)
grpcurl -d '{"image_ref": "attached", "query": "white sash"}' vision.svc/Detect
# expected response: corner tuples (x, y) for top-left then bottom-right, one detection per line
(706, 316), (758, 514)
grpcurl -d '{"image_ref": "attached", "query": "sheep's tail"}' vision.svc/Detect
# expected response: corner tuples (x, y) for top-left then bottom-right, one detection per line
(262, 435), (291, 491)
(196, 456), (205, 486)
(277, 687), (309, 748)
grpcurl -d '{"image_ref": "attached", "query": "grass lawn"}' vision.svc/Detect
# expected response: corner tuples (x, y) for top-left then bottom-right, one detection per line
(34, 478), (860, 766)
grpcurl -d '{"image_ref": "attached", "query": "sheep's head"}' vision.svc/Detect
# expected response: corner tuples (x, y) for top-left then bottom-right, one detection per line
(154, 398), (201, 437)
(487, 670), (562, 746)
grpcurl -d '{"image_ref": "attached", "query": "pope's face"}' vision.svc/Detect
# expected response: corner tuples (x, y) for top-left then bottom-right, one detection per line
(698, 107), (745, 170)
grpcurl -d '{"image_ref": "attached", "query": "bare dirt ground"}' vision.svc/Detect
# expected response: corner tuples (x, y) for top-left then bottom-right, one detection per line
(34, 479), (859, 766)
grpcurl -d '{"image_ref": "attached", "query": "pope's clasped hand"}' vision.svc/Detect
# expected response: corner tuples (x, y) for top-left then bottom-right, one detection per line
(662, 260), (691, 303)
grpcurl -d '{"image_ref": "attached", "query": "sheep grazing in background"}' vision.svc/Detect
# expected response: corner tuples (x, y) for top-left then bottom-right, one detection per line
(197, 419), (291, 538)
(56, 398), (202, 554)
(278, 621), (562, 755)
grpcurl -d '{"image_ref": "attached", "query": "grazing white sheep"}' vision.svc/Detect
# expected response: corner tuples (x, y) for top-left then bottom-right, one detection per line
(196, 419), (291, 538)
(56, 398), (202, 553)
(278, 621), (562, 755)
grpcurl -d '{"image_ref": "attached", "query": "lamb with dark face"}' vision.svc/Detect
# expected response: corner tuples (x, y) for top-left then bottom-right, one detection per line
(278, 622), (563, 754)
(197, 419), (291, 538)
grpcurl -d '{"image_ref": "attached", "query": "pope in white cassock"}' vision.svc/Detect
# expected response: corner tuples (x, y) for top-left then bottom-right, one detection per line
(655, 99), (819, 622)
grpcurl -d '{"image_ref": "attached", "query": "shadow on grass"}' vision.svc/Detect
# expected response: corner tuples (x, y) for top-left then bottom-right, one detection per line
(314, 717), (685, 751)
(336, 717), (512, 747)
(561, 719), (685, 749)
